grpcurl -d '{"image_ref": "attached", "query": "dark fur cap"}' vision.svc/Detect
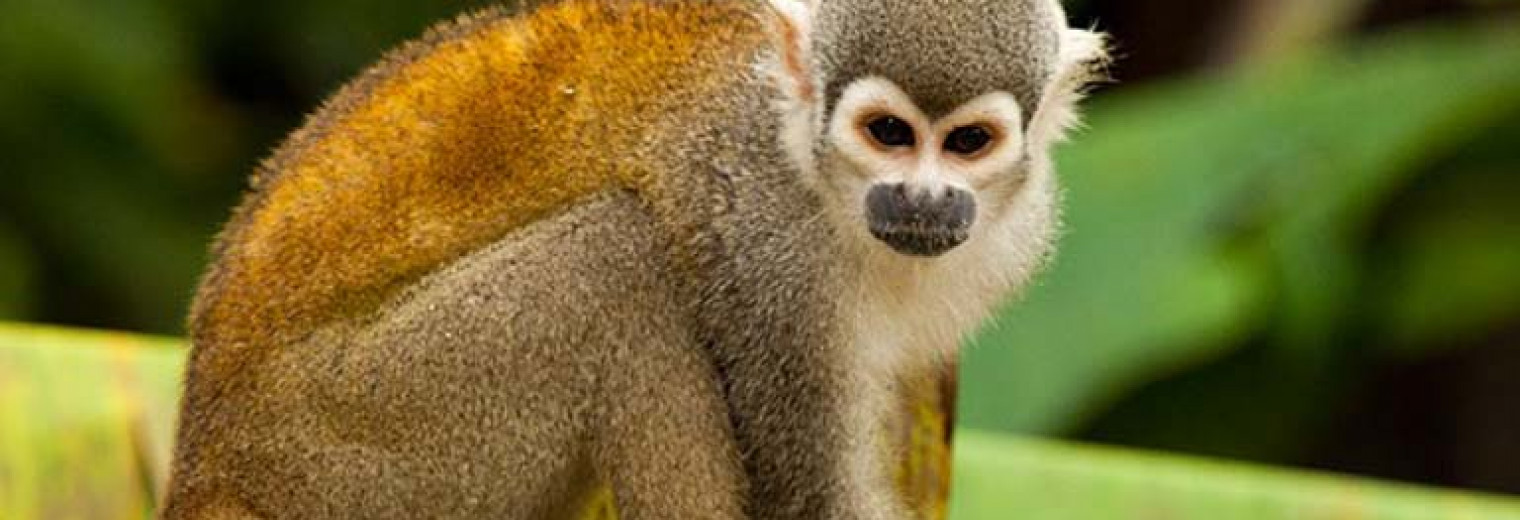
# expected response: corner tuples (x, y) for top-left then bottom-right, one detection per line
(813, 0), (1063, 118)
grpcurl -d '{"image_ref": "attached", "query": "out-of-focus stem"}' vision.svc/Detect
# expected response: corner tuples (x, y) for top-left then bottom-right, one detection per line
(1213, 0), (1375, 66)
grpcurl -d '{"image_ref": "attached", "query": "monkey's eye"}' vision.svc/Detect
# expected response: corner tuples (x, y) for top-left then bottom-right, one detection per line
(866, 116), (916, 148)
(945, 126), (994, 156)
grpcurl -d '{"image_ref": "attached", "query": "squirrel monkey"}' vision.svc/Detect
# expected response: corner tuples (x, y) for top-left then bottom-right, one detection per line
(161, 0), (1108, 518)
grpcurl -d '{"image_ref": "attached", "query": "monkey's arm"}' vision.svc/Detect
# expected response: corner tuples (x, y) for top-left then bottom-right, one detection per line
(566, 197), (750, 519)
(437, 192), (749, 520)
(411, 192), (748, 519)
(685, 230), (908, 519)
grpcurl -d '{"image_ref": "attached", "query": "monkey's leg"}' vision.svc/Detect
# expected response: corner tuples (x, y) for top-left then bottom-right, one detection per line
(592, 317), (747, 520)
(352, 191), (741, 518)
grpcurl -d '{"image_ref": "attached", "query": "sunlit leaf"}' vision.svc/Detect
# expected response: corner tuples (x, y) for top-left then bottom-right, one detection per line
(952, 430), (1520, 520)
(0, 323), (182, 519)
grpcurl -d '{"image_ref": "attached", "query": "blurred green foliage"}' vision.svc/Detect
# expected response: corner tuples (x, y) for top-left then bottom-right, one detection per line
(0, 222), (33, 318)
(0, 0), (494, 332)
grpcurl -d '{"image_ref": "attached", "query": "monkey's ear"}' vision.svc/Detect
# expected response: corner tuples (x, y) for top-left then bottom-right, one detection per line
(765, 0), (818, 106)
(1029, 28), (1111, 148)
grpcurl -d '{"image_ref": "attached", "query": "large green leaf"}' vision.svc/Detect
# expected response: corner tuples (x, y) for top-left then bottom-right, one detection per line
(951, 430), (1520, 520)
(959, 22), (1520, 435)
(0, 323), (182, 519)
(5, 324), (1520, 519)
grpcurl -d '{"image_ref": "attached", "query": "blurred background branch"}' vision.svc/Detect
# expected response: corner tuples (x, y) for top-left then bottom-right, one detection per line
(1218, 0), (1374, 65)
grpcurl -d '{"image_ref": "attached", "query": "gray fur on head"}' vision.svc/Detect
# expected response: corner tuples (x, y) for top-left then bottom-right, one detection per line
(811, 0), (1064, 119)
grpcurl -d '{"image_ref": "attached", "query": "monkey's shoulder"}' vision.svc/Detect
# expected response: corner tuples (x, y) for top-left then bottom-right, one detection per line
(192, 1), (768, 356)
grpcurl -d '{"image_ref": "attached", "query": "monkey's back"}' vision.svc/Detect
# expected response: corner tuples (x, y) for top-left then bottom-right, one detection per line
(189, 1), (766, 380)
(169, 3), (773, 517)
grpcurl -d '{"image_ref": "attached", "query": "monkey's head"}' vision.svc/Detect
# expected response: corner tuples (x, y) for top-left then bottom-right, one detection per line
(768, 0), (1108, 259)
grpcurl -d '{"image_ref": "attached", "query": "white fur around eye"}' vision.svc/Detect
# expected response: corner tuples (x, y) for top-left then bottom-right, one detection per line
(828, 77), (929, 182)
(935, 92), (1026, 183)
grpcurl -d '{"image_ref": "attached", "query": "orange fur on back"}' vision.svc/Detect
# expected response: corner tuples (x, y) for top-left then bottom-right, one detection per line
(193, 2), (764, 372)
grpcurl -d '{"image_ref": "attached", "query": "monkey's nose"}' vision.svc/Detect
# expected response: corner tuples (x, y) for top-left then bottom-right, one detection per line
(864, 183), (977, 257)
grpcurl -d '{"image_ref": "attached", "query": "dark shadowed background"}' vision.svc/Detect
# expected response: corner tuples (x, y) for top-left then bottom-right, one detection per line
(2, 0), (1518, 500)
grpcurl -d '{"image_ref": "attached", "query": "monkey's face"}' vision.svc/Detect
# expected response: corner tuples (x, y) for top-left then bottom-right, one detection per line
(768, 0), (1105, 263)
(818, 77), (1036, 258)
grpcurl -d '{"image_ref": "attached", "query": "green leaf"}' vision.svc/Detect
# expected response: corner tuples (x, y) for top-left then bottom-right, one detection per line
(0, 323), (184, 519)
(951, 430), (1520, 520)
(1370, 128), (1520, 353)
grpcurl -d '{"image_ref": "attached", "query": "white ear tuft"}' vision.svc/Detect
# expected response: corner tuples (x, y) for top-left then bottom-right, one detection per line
(766, 0), (817, 105)
(1029, 28), (1112, 148)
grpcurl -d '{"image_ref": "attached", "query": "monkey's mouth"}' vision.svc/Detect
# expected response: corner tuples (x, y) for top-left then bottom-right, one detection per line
(869, 225), (971, 257)
(864, 184), (976, 258)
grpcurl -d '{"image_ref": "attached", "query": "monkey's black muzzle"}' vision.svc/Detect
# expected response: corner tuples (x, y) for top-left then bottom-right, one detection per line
(865, 183), (976, 257)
